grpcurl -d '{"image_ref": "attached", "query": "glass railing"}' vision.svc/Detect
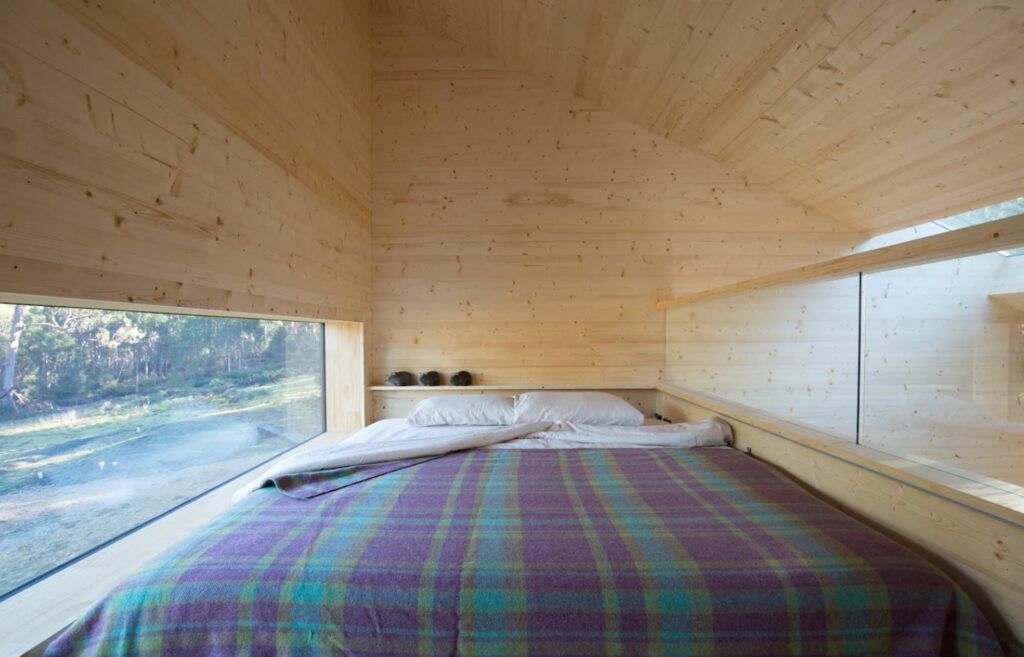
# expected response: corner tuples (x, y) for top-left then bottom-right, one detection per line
(665, 277), (860, 439)
(665, 246), (1024, 489)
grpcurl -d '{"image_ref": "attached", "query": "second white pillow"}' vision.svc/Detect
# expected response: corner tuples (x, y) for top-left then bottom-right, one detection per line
(513, 391), (644, 426)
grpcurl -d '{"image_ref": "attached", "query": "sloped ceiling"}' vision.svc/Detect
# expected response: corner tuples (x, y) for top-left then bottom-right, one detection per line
(373, 0), (1024, 235)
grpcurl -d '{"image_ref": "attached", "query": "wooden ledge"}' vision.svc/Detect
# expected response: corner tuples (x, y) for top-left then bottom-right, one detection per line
(657, 213), (1024, 309)
(656, 382), (1024, 524)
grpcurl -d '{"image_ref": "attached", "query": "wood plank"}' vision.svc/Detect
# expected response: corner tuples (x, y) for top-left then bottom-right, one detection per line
(378, 0), (1024, 235)
(325, 322), (367, 432)
(0, 0), (371, 321)
(657, 214), (1024, 309)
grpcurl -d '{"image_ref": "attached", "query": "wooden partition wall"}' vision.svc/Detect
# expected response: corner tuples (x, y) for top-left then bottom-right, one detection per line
(661, 215), (1024, 485)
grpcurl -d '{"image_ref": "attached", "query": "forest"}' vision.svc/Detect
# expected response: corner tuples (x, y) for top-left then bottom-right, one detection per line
(0, 304), (326, 598)
(0, 304), (324, 417)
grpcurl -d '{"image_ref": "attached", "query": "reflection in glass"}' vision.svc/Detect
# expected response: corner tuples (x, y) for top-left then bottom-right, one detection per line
(0, 304), (325, 598)
(664, 277), (860, 438)
(861, 253), (1024, 486)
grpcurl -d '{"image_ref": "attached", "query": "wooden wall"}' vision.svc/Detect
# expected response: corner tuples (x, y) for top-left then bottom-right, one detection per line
(0, 0), (372, 321)
(371, 17), (865, 387)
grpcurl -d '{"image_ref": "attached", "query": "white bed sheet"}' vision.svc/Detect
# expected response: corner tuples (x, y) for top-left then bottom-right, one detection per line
(236, 417), (732, 500)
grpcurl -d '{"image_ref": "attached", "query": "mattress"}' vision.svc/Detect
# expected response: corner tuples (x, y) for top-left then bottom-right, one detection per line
(44, 443), (1005, 656)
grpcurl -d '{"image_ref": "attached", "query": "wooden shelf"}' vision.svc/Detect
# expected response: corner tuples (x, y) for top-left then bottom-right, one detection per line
(369, 385), (655, 391)
(657, 382), (1024, 517)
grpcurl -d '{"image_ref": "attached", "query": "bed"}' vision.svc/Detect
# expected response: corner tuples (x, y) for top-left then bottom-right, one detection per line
(44, 394), (1006, 657)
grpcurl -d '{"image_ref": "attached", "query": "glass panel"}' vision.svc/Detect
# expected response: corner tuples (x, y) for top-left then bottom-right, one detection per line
(861, 253), (1024, 486)
(665, 277), (860, 438)
(0, 304), (325, 598)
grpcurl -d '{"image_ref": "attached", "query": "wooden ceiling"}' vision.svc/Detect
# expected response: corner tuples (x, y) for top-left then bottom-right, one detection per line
(373, 0), (1024, 235)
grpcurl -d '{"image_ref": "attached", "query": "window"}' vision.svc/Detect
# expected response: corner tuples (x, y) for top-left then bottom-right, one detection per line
(664, 222), (1024, 494)
(932, 196), (1024, 256)
(0, 304), (325, 600)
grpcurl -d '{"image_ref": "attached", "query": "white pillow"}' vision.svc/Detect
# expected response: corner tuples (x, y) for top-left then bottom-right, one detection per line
(408, 395), (514, 426)
(513, 391), (644, 426)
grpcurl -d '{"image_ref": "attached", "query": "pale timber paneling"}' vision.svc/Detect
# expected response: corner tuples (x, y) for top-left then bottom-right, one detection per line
(0, 0), (372, 321)
(376, 0), (1024, 235)
(371, 17), (864, 386)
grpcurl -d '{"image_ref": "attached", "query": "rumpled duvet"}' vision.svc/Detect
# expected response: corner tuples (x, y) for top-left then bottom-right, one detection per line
(45, 426), (1006, 657)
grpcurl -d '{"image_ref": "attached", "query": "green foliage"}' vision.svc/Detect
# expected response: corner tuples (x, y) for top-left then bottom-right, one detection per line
(0, 305), (323, 418)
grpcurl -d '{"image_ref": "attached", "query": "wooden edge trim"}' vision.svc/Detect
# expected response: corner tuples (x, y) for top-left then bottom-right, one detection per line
(656, 382), (1024, 526)
(325, 322), (366, 432)
(0, 290), (357, 324)
(656, 213), (1024, 309)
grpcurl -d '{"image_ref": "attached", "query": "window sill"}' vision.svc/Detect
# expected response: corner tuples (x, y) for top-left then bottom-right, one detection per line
(0, 430), (353, 657)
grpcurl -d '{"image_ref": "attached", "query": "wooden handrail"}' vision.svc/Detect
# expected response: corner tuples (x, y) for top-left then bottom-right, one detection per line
(656, 213), (1024, 309)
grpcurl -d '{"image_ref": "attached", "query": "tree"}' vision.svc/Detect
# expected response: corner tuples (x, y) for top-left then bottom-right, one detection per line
(0, 304), (26, 412)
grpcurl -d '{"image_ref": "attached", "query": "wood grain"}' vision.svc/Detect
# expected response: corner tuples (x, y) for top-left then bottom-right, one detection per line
(664, 276), (861, 438)
(0, 0), (372, 321)
(860, 252), (1024, 485)
(376, 0), (1024, 235)
(371, 17), (864, 386)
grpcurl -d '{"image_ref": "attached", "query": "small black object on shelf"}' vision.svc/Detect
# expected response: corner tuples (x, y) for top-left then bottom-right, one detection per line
(450, 370), (472, 386)
(386, 371), (414, 386)
(419, 371), (441, 386)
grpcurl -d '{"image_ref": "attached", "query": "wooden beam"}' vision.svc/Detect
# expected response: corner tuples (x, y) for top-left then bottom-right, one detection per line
(325, 322), (367, 433)
(657, 213), (1024, 309)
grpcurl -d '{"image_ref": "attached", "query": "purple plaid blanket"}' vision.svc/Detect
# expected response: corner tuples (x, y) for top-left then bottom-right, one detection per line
(46, 448), (1006, 656)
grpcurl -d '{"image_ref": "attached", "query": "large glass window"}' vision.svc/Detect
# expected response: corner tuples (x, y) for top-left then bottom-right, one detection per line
(0, 304), (325, 599)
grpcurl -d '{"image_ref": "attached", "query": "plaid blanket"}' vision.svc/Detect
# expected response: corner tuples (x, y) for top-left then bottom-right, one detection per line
(46, 448), (1006, 657)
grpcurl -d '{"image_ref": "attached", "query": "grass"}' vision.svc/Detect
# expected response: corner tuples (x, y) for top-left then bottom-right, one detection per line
(0, 372), (324, 596)
(0, 374), (321, 486)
